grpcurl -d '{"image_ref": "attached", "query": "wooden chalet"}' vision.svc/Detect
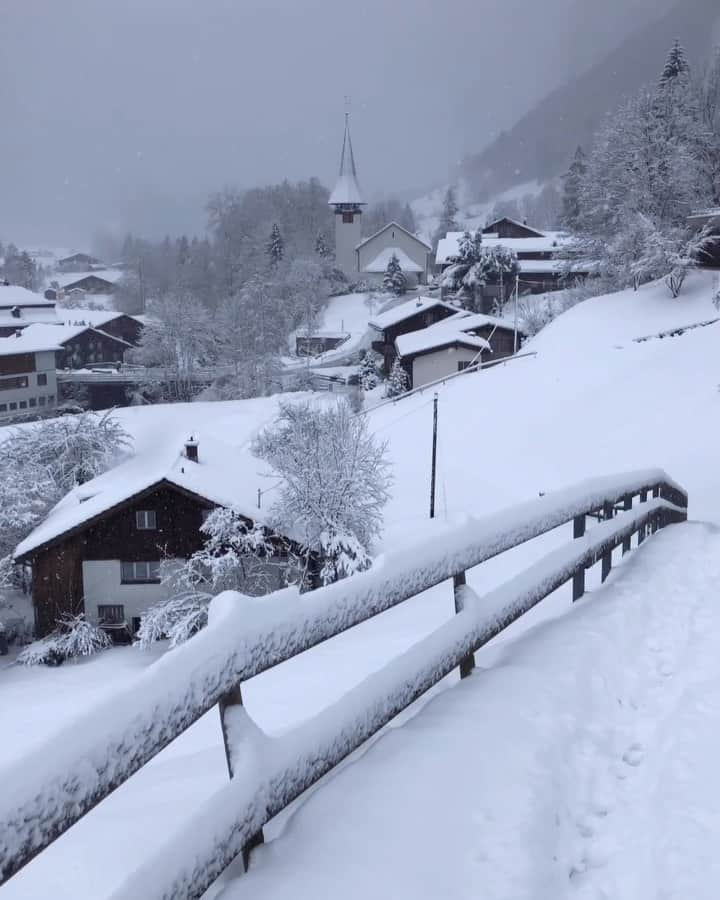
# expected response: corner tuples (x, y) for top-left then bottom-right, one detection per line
(57, 252), (105, 273)
(62, 311), (144, 346)
(368, 296), (459, 374)
(60, 274), (117, 295)
(21, 323), (131, 369)
(14, 437), (306, 639)
(295, 331), (349, 357)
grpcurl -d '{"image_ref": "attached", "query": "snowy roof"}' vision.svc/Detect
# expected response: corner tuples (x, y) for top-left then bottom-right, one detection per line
(368, 296), (459, 331)
(483, 216), (546, 237)
(446, 310), (528, 335)
(0, 331), (62, 356)
(328, 114), (365, 207)
(395, 328), (490, 358)
(18, 322), (131, 348)
(356, 221), (431, 252)
(435, 232), (572, 266)
(60, 309), (137, 329)
(15, 435), (283, 559)
(54, 269), (124, 289)
(0, 285), (55, 309)
(362, 247), (424, 274)
(0, 308), (59, 328)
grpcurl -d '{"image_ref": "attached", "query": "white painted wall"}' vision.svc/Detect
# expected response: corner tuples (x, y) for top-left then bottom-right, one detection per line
(82, 560), (176, 627)
(357, 225), (430, 281)
(334, 210), (363, 276)
(0, 350), (58, 419)
(411, 346), (484, 388)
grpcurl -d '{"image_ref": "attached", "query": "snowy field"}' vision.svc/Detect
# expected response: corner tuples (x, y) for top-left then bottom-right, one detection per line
(3, 270), (720, 897)
(285, 291), (381, 367)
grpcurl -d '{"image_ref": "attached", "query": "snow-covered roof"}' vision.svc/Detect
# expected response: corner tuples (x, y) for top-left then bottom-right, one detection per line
(0, 331), (63, 356)
(362, 247), (424, 274)
(368, 296), (458, 331)
(15, 435), (280, 559)
(18, 322), (131, 348)
(356, 221), (431, 252)
(435, 232), (572, 266)
(446, 310), (528, 335)
(54, 269), (124, 289)
(0, 307), (59, 328)
(0, 285), (55, 309)
(60, 309), (136, 329)
(483, 216), (546, 237)
(395, 328), (490, 358)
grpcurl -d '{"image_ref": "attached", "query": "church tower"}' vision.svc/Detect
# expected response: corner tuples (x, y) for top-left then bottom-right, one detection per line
(328, 113), (366, 277)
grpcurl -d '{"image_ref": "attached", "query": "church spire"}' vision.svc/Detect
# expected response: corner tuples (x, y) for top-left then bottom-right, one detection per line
(328, 113), (365, 208)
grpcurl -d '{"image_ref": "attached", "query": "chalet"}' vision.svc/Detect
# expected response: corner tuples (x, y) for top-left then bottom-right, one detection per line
(56, 269), (123, 296)
(62, 310), (144, 346)
(395, 312), (526, 389)
(356, 223), (433, 286)
(687, 209), (720, 267)
(0, 285), (58, 337)
(295, 331), (349, 356)
(435, 219), (589, 305)
(21, 323), (132, 369)
(0, 330), (61, 419)
(14, 437), (301, 638)
(57, 253), (105, 273)
(368, 296), (459, 374)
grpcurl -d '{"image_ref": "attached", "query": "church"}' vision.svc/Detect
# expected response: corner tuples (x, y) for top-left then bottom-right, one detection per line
(328, 115), (433, 287)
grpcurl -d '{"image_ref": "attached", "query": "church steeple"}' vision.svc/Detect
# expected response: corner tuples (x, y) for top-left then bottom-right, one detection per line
(328, 113), (366, 209)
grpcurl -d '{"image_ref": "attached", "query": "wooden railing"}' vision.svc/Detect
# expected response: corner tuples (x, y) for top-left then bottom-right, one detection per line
(0, 469), (688, 898)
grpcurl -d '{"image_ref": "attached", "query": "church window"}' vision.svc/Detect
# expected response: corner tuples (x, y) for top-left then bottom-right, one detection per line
(342, 212), (354, 224)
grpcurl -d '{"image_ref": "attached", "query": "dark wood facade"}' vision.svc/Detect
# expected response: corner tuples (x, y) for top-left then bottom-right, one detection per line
(295, 333), (347, 356)
(58, 253), (104, 272)
(62, 275), (116, 294)
(482, 217), (544, 239)
(0, 352), (36, 376)
(98, 314), (143, 345)
(58, 327), (129, 369)
(372, 305), (458, 374)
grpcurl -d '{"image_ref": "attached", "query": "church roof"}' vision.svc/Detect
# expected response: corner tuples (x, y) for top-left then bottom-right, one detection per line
(356, 221), (432, 252)
(328, 114), (365, 207)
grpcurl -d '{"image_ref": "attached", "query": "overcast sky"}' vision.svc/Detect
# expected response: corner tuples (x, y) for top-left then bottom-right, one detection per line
(1, 0), (670, 247)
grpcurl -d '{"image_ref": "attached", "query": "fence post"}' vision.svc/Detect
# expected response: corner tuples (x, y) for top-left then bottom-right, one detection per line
(622, 494), (632, 554)
(219, 685), (265, 869)
(601, 501), (614, 582)
(453, 571), (475, 679)
(638, 489), (648, 544)
(572, 514), (585, 601)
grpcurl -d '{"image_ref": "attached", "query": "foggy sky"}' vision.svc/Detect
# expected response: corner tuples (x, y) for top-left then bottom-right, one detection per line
(1, 0), (672, 247)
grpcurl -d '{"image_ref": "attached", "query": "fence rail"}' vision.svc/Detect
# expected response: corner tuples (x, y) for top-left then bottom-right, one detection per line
(0, 468), (688, 897)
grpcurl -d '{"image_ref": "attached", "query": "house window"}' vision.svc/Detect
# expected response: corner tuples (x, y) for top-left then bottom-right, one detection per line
(29, 397), (37, 407)
(132, 616), (142, 634)
(0, 404), (6, 412)
(458, 361), (472, 372)
(48, 395), (55, 404)
(135, 510), (157, 530)
(37, 373), (47, 386)
(121, 561), (161, 583)
(98, 604), (125, 625)
(342, 212), (354, 224)
(9, 402), (17, 410)
(38, 396), (46, 406)
(19, 400), (27, 409)
(0, 376), (29, 391)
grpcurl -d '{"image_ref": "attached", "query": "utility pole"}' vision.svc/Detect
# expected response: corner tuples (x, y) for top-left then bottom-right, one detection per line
(513, 273), (520, 354)
(429, 393), (438, 519)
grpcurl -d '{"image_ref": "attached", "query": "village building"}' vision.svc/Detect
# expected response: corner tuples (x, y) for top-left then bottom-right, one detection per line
(435, 218), (589, 305)
(368, 295), (460, 374)
(395, 312), (526, 389)
(328, 115), (431, 286)
(0, 284), (58, 337)
(295, 331), (350, 356)
(61, 310), (144, 346)
(14, 437), (300, 638)
(20, 323), (132, 369)
(54, 268), (123, 297)
(57, 252), (105, 273)
(0, 330), (61, 419)
(687, 209), (720, 267)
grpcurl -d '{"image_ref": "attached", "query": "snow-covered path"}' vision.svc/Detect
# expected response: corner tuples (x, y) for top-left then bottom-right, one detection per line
(219, 522), (720, 900)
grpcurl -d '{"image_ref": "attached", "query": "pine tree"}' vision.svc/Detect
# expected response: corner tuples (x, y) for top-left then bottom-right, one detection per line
(266, 223), (285, 268)
(382, 252), (407, 296)
(385, 358), (409, 398)
(659, 39), (690, 88)
(561, 146), (587, 230)
(360, 351), (379, 391)
(433, 187), (460, 246)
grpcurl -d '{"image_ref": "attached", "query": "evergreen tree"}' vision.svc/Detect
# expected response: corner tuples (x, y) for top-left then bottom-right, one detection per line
(360, 351), (379, 391)
(385, 358), (409, 398)
(659, 39), (690, 88)
(561, 146), (587, 230)
(314, 231), (331, 258)
(266, 223), (285, 269)
(433, 187), (460, 246)
(382, 252), (407, 296)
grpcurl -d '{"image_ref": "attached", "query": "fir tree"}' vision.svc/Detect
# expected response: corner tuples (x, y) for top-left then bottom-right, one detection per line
(433, 186), (460, 246)
(561, 146), (587, 230)
(266, 223), (285, 268)
(382, 252), (407, 296)
(385, 358), (409, 398)
(360, 351), (379, 391)
(659, 39), (690, 88)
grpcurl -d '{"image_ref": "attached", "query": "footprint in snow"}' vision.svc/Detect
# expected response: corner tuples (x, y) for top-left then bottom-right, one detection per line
(622, 743), (644, 767)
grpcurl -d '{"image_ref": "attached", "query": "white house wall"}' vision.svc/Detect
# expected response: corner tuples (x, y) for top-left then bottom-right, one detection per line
(0, 350), (58, 419)
(82, 560), (180, 625)
(411, 346), (483, 388)
(357, 226), (430, 280)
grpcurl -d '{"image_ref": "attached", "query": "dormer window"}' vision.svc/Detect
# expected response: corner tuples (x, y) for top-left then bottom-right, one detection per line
(135, 510), (157, 530)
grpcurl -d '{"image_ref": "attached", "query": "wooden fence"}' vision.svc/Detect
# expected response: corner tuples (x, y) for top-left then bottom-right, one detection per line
(0, 469), (688, 898)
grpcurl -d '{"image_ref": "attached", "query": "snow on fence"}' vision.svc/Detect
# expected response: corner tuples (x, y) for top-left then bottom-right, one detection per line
(0, 469), (688, 896)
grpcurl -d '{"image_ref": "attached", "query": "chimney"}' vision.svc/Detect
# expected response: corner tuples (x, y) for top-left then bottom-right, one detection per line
(184, 436), (198, 463)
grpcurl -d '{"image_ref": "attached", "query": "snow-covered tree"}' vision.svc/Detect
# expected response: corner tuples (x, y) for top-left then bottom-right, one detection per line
(266, 223), (285, 269)
(136, 509), (277, 649)
(383, 252), (407, 296)
(360, 350), (380, 391)
(442, 230), (518, 309)
(252, 400), (392, 585)
(385, 358), (409, 398)
(561, 146), (587, 230)
(432, 187), (460, 246)
(659, 39), (690, 88)
(18, 614), (111, 666)
(314, 231), (331, 259)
